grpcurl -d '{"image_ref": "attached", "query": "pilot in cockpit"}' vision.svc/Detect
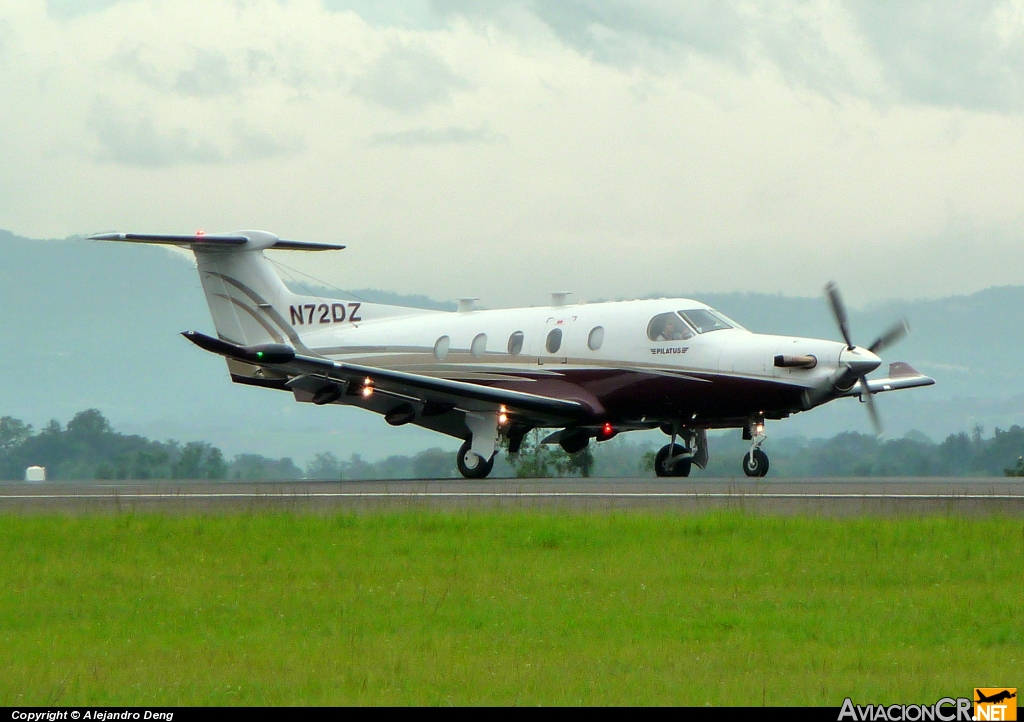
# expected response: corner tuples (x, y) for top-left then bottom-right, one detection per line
(657, 316), (686, 341)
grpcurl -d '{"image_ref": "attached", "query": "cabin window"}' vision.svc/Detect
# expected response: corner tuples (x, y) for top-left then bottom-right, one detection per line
(546, 328), (563, 354)
(647, 312), (694, 342)
(508, 331), (525, 356)
(434, 335), (450, 361)
(678, 309), (733, 334)
(471, 333), (487, 359)
(588, 326), (605, 351)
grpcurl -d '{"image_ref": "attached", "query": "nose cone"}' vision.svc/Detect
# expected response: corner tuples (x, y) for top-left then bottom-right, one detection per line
(840, 346), (882, 376)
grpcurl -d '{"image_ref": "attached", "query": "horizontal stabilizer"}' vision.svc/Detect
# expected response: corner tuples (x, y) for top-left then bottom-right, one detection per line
(89, 232), (248, 247)
(270, 240), (346, 251)
(88, 231), (344, 251)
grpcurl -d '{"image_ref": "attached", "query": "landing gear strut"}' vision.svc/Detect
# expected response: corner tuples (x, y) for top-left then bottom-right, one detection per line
(457, 439), (494, 479)
(654, 424), (696, 477)
(655, 443), (692, 477)
(742, 420), (769, 477)
(651, 426), (708, 475)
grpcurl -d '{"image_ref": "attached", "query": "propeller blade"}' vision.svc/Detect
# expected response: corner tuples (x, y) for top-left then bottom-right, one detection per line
(860, 377), (882, 435)
(825, 282), (854, 350)
(867, 318), (909, 354)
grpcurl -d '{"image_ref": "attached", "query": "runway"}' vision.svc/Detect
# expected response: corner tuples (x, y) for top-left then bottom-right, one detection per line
(1, 478), (1023, 515)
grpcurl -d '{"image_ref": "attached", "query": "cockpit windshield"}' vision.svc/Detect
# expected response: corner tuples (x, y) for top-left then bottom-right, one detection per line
(647, 312), (695, 341)
(678, 308), (735, 334)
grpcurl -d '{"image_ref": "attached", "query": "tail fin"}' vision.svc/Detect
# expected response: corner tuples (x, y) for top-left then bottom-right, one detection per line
(89, 230), (344, 347)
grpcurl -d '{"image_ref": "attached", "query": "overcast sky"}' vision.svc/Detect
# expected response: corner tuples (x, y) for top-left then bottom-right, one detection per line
(3, 0), (1024, 306)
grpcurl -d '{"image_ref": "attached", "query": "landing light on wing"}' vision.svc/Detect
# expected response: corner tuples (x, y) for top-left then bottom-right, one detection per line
(361, 379), (374, 398)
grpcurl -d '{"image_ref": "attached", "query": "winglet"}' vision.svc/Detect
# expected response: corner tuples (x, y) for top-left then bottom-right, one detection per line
(182, 330), (296, 365)
(888, 361), (921, 378)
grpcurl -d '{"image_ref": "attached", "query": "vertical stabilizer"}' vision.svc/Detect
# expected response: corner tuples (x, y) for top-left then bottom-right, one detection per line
(88, 230), (345, 350)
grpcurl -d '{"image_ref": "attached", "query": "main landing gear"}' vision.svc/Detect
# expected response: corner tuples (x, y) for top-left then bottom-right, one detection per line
(655, 425), (706, 477)
(456, 412), (500, 479)
(457, 439), (495, 479)
(655, 443), (692, 477)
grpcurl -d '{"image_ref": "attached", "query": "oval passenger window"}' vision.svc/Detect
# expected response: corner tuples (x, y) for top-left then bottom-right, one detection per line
(588, 326), (604, 351)
(546, 328), (562, 354)
(434, 335), (450, 361)
(508, 331), (524, 356)
(471, 333), (487, 359)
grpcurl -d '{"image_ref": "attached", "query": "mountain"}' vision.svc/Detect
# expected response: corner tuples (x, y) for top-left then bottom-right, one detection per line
(1, 229), (1022, 463)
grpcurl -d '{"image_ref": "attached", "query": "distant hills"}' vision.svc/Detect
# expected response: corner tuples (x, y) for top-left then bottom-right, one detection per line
(2, 228), (1022, 464)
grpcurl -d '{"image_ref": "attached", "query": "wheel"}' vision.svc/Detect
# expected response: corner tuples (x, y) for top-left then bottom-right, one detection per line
(654, 443), (692, 477)
(742, 448), (769, 477)
(456, 439), (494, 479)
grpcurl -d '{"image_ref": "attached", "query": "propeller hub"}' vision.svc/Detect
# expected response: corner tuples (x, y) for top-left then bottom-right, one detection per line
(839, 347), (882, 377)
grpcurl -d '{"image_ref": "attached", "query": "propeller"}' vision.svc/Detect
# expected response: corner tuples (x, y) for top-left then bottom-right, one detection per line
(803, 282), (910, 435)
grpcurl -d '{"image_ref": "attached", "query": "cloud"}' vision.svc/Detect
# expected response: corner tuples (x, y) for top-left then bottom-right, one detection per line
(115, 47), (247, 98)
(434, 0), (1024, 112)
(848, 1), (1024, 112)
(322, 0), (445, 30)
(174, 49), (241, 98)
(45, 0), (128, 20)
(89, 104), (224, 167)
(231, 123), (305, 160)
(350, 43), (471, 112)
(368, 123), (506, 147)
(433, 0), (756, 68)
(88, 103), (303, 167)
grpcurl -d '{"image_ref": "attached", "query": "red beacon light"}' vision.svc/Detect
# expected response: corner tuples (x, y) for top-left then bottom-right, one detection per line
(597, 422), (616, 441)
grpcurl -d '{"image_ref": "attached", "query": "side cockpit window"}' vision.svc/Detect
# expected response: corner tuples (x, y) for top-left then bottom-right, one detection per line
(647, 312), (694, 342)
(678, 308), (733, 334)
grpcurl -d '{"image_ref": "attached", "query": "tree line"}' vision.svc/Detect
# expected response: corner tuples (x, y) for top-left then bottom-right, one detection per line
(1, 409), (1023, 480)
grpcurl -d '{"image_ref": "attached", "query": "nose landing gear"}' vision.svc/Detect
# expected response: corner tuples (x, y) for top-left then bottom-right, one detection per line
(742, 419), (769, 477)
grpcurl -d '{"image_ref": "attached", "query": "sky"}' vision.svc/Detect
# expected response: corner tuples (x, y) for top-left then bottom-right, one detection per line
(3, 0), (1024, 307)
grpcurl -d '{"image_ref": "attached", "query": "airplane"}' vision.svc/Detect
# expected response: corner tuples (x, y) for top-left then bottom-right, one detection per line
(89, 230), (935, 478)
(976, 691), (1017, 705)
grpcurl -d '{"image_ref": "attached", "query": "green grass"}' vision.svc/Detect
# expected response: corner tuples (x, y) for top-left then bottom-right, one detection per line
(0, 512), (1021, 705)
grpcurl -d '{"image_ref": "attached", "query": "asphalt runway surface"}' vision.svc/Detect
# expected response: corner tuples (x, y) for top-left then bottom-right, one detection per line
(1, 478), (1023, 515)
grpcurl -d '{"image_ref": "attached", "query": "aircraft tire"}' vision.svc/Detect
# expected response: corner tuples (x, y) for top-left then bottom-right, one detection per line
(742, 449), (769, 477)
(654, 443), (692, 477)
(457, 439), (495, 479)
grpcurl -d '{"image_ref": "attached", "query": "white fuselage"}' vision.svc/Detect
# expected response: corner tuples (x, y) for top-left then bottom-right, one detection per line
(283, 296), (870, 426)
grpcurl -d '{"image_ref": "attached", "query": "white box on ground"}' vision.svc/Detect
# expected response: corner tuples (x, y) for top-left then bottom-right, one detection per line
(24, 466), (46, 482)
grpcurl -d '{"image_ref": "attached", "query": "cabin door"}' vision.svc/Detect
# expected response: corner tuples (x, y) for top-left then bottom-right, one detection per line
(539, 314), (576, 365)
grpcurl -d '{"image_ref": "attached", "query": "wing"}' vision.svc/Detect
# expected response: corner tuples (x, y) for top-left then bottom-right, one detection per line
(182, 331), (592, 436)
(839, 362), (935, 397)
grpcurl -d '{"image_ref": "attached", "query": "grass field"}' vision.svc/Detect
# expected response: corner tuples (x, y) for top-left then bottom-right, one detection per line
(0, 511), (1021, 706)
